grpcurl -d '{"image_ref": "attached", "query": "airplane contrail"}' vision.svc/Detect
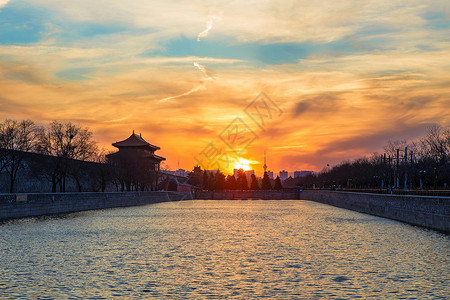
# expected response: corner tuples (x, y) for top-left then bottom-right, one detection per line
(160, 17), (220, 103)
(193, 62), (216, 80)
(197, 17), (213, 41)
(159, 62), (216, 103)
(197, 15), (221, 41)
(158, 85), (204, 103)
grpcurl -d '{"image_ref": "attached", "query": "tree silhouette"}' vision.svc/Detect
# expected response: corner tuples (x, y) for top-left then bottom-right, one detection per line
(36, 121), (97, 192)
(225, 174), (237, 190)
(0, 119), (37, 192)
(188, 165), (203, 188)
(92, 149), (112, 192)
(250, 173), (259, 190)
(294, 126), (449, 191)
(274, 176), (283, 190)
(236, 168), (248, 190)
(215, 170), (226, 191)
(261, 171), (272, 190)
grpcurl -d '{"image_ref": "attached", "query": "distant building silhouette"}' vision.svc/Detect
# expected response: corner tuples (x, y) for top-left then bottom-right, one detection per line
(163, 169), (189, 177)
(176, 169), (188, 177)
(233, 169), (254, 182)
(283, 176), (297, 187)
(279, 170), (288, 181)
(204, 169), (220, 175)
(267, 170), (274, 180)
(158, 176), (191, 192)
(245, 170), (254, 182)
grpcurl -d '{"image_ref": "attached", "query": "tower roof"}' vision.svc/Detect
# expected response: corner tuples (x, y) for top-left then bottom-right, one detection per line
(112, 131), (160, 150)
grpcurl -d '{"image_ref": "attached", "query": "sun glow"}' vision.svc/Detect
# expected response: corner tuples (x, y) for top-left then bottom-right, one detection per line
(234, 158), (251, 171)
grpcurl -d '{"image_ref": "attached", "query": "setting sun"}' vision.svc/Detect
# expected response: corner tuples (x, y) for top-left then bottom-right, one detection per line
(234, 158), (252, 171)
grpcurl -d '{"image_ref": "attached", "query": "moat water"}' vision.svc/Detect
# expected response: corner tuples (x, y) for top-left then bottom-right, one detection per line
(0, 200), (448, 299)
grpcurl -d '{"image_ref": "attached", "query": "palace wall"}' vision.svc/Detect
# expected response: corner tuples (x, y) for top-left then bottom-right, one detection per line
(0, 151), (115, 193)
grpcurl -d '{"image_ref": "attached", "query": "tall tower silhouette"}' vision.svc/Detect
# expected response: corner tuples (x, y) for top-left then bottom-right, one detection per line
(263, 150), (267, 173)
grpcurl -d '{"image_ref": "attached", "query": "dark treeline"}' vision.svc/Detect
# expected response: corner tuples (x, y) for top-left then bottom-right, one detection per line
(297, 126), (449, 191)
(187, 166), (284, 191)
(2, 119), (448, 193)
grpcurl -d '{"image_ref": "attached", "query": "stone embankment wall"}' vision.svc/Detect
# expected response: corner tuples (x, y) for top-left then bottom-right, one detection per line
(0, 191), (192, 221)
(299, 190), (449, 234)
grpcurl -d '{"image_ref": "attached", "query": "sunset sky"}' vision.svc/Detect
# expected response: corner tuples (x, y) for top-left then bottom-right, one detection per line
(1, 0), (449, 174)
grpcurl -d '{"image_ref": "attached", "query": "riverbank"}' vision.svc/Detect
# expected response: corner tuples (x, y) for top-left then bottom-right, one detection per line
(0, 191), (192, 221)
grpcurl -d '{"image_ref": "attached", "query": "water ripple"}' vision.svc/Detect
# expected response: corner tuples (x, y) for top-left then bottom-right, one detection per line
(0, 200), (448, 299)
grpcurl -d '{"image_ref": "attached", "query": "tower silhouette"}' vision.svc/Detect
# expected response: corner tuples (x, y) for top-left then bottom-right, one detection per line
(263, 150), (267, 173)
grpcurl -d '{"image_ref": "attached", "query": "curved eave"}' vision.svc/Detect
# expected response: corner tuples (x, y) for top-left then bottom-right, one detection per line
(153, 154), (166, 161)
(112, 133), (160, 150)
(112, 143), (160, 151)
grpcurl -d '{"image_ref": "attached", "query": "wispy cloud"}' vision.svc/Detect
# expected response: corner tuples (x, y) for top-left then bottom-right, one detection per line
(193, 62), (216, 80)
(197, 15), (221, 41)
(1, 0), (449, 172)
(158, 62), (216, 102)
(103, 115), (132, 123)
(161, 13), (223, 103)
(158, 85), (204, 103)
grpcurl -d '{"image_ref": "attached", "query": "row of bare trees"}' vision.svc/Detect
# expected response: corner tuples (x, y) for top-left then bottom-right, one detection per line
(0, 119), (101, 193)
(298, 126), (449, 190)
(0, 120), (37, 193)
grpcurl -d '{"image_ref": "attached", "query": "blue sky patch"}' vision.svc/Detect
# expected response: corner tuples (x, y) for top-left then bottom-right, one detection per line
(422, 11), (450, 30)
(147, 36), (356, 66)
(0, 1), (51, 45)
(56, 67), (96, 81)
(0, 1), (132, 45)
(54, 22), (132, 43)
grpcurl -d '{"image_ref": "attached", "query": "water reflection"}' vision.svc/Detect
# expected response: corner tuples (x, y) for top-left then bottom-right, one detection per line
(0, 200), (448, 299)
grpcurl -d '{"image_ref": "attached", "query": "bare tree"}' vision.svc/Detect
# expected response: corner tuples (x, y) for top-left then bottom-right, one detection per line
(36, 121), (97, 192)
(91, 149), (112, 192)
(421, 125), (449, 164)
(384, 139), (407, 158)
(419, 125), (450, 188)
(298, 126), (449, 191)
(0, 119), (37, 193)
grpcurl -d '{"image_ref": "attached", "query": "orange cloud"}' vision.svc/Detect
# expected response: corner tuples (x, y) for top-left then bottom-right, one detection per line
(1, 1), (449, 173)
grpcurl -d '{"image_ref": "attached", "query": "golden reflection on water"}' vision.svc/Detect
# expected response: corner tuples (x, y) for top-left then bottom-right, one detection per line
(0, 200), (448, 299)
